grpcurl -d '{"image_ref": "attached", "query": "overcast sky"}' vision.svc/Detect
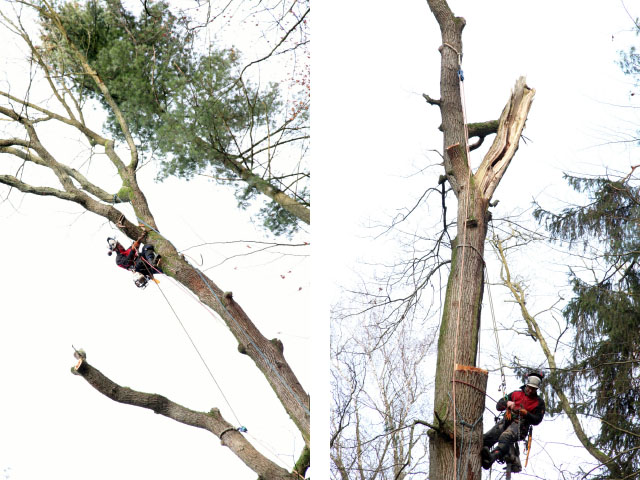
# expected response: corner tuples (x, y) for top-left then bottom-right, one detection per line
(316, 0), (640, 478)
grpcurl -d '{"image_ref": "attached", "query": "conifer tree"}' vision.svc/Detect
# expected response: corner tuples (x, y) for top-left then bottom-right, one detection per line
(39, 0), (309, 235)
(534, 173), (640, 478)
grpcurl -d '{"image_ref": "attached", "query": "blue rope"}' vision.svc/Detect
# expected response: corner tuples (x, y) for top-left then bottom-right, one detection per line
(136, 217), (311, 418)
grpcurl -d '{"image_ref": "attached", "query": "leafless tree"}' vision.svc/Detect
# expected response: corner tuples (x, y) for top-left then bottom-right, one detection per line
(331, 306), (435, 480)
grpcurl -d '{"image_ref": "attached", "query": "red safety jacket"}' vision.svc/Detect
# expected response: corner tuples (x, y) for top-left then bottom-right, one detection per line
(497, 388), (546, 427)
(115, 244), (138, 270)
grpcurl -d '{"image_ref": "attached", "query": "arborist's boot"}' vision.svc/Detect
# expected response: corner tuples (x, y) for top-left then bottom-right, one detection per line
(504, 444), (522, 472)
(481, 446), (503, 470)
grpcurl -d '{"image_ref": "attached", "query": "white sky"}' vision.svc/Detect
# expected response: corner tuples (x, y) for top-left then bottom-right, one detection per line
(315, 0), (640, 479)
(0, 2), (310, 479)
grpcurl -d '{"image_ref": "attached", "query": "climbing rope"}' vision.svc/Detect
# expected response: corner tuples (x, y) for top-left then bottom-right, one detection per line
(169, 273), (226, 327)
(443, 40), (524, 479)
(152, 265), (307, 468)
(448, 39), (474, 480)
(153, 279), (244, 428)
(247, 432), (296, 471)
(131, 255), (247, 431)
(107, 230), (314, 464)
(449, 391), (483, 480)
(487, 221), (509, 401)
(139, 254), (313, 465)
(486, 269), (507, 398)
(136, 217), (311, 418)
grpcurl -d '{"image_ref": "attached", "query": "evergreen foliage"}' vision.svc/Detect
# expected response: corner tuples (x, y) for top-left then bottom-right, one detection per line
(534, 174), (640, 478)
(38, 0), (307, 235)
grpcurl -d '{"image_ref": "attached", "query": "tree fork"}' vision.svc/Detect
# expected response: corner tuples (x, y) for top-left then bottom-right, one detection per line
(0, 108), (311, 447)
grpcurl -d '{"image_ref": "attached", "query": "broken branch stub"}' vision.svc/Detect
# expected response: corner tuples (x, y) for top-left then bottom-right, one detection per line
(475, 76), (535, 200)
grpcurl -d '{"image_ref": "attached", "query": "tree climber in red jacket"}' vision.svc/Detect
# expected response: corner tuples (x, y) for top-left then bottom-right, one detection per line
(107, 236), (141, 270)
(132, 244), (163, 288)
(107, 236), (162, 288)
(481, 373), (546, 471)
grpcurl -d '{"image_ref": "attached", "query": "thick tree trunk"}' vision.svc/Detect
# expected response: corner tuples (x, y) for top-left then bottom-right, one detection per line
(429, 180), (488, 480)
(425, 2), (535, 479)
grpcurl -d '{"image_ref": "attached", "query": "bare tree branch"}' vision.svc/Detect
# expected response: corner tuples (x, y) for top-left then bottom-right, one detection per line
(72, 354), (297, 480)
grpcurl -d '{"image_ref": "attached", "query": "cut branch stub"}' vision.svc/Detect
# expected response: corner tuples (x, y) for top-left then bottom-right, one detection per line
(475, 76), (535, 200)
(467, 120), (499, 139)
(423, 93), (442, 107)
(445, 143), (470, 198)
(467, 120), (499, 151)
(71, 355), (298, 480)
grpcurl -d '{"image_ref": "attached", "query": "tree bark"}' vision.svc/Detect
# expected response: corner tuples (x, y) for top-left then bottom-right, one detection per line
(426, 1), (535, 479)
(0, 104), (310, 454)
(153, 246), (311, 445)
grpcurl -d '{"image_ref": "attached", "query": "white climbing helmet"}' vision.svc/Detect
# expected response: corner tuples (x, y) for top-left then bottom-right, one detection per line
(107, 237), (118, 255)
(526, 375), (541, 389)
(133, 272), (148, 289)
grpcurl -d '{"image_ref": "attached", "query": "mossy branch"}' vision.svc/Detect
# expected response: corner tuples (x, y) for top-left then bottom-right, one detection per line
(292, 446), (310, 477)
(467, 120), (499, 151)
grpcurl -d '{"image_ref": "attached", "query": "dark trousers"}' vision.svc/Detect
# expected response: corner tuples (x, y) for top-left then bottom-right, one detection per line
(135, 245), (162, 275)
(483, 418), (521, 454)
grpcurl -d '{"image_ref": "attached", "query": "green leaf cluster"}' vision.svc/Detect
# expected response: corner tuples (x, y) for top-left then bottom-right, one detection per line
(39, 0), (302, 235)
(535, 174), (640, 478)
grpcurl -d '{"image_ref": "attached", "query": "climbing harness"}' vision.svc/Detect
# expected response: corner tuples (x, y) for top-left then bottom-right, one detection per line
(133, 249), (163, 289)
